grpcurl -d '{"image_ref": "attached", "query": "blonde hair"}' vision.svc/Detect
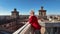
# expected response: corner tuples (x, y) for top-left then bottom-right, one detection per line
(30, 10), (35, 14)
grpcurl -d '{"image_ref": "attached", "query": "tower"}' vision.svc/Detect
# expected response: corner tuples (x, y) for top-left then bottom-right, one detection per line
(11, 8), (19, 18)
(38, 6), (46, 17)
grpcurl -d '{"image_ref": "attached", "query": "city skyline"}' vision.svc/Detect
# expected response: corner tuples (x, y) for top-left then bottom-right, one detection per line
(0, 0), (60, 15)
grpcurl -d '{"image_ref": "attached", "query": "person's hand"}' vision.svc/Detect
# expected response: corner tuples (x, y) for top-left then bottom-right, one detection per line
(29, 16), (31, 19)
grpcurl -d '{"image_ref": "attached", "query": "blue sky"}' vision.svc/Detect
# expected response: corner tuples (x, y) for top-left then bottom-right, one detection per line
(0, 0), (60, 15)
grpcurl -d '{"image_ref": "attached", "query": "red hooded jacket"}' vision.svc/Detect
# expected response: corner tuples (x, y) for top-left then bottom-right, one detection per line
(29, 16), (41, 30)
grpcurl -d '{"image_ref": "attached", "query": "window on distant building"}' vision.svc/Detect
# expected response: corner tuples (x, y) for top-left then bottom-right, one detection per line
(4, 25), (6, 27)
(9, 23), (12, 26)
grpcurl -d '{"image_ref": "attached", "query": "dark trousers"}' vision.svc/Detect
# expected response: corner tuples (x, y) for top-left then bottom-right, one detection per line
(35, 30), (41, 34)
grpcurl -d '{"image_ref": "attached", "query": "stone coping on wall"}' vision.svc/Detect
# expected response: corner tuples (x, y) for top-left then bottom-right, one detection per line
(39, 21), (60, 27)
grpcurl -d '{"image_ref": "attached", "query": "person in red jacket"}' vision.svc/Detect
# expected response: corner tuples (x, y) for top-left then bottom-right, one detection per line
(29, 10), (41, 34)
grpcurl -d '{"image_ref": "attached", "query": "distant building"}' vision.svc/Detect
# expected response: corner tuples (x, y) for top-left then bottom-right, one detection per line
(38, 6), (48, 21)
(0, 8), (29, 33)
(11, 8), (19, 18)
(38, 6), (46, 17)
